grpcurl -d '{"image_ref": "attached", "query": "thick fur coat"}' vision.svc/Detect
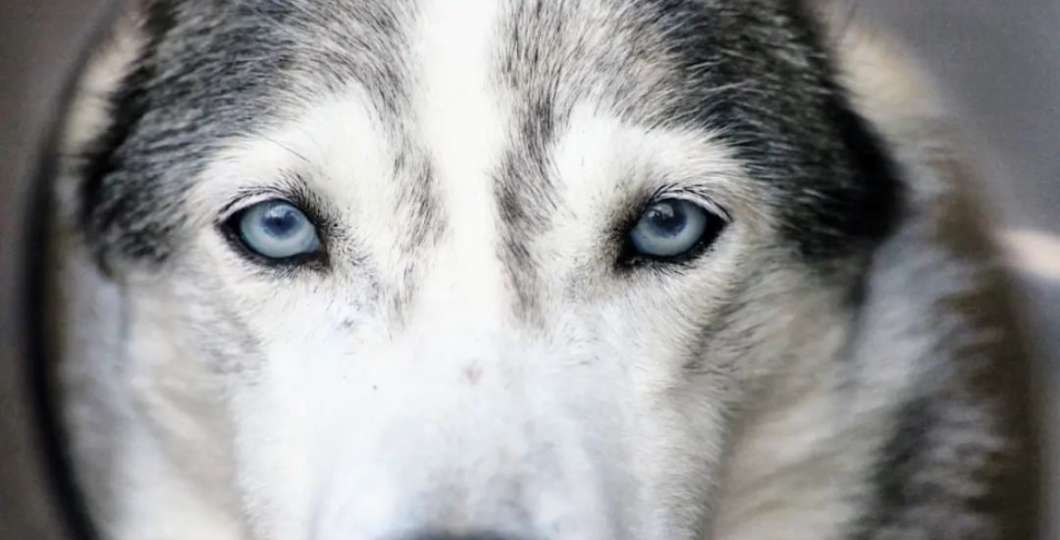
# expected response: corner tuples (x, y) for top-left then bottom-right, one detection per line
(52, 1), (1037, 539)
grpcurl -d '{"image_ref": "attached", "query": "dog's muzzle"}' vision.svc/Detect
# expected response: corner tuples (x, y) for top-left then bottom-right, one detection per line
(406, 533), (521, 540)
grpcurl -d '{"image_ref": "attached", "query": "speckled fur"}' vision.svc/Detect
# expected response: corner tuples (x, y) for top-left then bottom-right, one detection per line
(53, 2), (1035, 539)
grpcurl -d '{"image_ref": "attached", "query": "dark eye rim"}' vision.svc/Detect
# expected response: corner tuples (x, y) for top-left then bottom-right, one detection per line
(218, 198), (329, 270)
(616, 195), (730, 270)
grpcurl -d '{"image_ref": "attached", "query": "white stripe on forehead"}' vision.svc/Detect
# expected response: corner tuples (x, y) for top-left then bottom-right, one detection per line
(407, 0), (511, 328)
(187, 0), (757, 326)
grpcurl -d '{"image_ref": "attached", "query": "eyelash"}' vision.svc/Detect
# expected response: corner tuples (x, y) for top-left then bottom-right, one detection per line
(641, 184), (732, 223)
(218, 189), (292, 221)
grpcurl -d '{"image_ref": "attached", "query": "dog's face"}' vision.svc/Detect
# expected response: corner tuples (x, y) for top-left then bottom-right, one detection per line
(80, 1), (899, 538)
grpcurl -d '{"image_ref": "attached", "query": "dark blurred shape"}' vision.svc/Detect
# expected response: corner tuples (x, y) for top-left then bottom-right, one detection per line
(0, 1), (112, 539)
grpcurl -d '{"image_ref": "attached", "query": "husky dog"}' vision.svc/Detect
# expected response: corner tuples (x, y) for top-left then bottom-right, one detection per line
(52, 1), (1038, 539)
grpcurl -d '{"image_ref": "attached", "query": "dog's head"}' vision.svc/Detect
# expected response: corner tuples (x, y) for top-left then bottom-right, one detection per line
(75, 1), (901, 538)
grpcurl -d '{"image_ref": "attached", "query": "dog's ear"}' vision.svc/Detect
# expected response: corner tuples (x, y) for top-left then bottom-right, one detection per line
(53, 2), (148, 274)
(58, 6), (144, 176)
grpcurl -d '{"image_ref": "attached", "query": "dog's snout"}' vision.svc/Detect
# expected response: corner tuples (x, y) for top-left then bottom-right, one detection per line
(409, 532), (521, 540)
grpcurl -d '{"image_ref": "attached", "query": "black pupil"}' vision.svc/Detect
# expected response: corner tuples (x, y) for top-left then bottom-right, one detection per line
(645, 202), (687, 237)
(262, 205), (300, 237)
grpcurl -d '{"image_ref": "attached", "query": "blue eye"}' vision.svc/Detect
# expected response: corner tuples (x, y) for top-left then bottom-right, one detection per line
(628, 199), (724, 260)
(233, 200), (321, 260)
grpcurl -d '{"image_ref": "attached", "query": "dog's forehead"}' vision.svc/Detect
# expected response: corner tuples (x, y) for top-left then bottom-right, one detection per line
(139, 0), (791, 125)
(84, 0), (900, 265)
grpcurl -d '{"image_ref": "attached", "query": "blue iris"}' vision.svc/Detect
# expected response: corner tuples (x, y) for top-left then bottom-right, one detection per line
(629, 199), (714, 258)
(237, 200), (321, 259)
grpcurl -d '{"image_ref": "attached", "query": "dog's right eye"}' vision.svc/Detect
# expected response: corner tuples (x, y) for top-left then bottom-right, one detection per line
(227, 200), (322, 261)
(622, 198), (727, 264)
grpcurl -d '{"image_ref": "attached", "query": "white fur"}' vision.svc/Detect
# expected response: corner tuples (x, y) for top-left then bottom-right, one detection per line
(54, 4), (1009, 540)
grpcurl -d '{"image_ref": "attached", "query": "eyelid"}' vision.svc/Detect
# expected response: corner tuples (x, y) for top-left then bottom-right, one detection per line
(217, 181), (333, 234)
(645, 184), (733, 224)
(217, 189), (297, 222)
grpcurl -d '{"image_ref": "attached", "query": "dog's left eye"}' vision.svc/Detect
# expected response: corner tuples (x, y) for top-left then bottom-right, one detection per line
(627, 199), (725, 261)
(229, 200), (321, 261)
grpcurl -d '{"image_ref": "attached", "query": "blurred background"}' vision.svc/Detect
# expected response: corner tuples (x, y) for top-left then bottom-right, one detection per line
(854, 3), (1060, 538)
(1, 0), (1057, 537)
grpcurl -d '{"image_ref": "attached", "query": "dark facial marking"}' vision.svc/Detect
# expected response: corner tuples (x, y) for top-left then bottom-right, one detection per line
(83, 0), (902, 318)
(491, 0), (903, 319)
(80, 0), (437, 269)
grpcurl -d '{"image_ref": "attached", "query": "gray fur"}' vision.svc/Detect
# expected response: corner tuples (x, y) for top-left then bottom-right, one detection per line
(85, 0), (897, 270)
(56, 1), (1036, 539)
